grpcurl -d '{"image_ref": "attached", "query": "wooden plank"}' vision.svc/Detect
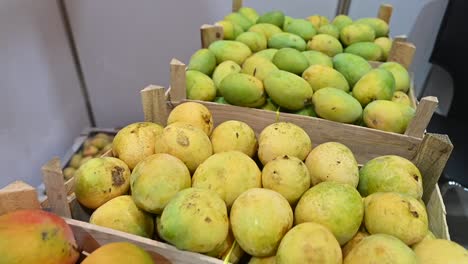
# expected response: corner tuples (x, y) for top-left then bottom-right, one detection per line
(408, 73), (418, 108)
(170, 58), (187, 103)
(140, 85), (167, 126)
(394, 35), (408, 43)
(377, 4), (393, 24)
(66, 218), (224, 264)
(232, 0), (242, 12)
(427, 185), (450, 240)
(413, 133), (453, 203)
(405, 96), (438, 138)
(181, 100), (422, 164)
(0, 181), (41, 215)
(200, 24), (223, 49)
(41, 157), (72, 218)
(388, 41), (416, 69)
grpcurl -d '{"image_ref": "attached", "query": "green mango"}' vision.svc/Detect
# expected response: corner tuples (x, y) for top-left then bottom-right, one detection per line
(318, 24), (339, 39)
(332, 53), (372, 87)
(307, 34), (343, 57)
(272, 48), (309, 75)
(379, 62), (410, 93)
(302, 50), (333, 68)
(236, 32), (267, 52)
(283, 16), (294, 29)
(187, 49), (216, 76)
(374, 37), (392, 61)
(186, 70), (216, 101)
(214, 97), (229, 104)
(355, 18), (389, 38)
(392, 91), (412, 107)
(260, 98), (279, 111)
(242, 55), (278, 81)
(225, 12), (253, 31)
(264, 70), (313, 111)
(284, 19), (317, 41)
(332, 15), (353, 31)
(208, 40), (252, 65)
(302, 65), (349, 92)
(215, 20), (243, 40)
(238, 7), (259, 24)
(363, 100), (415, 133)
(219, 73), (266, 107)
(345, 42), (383, 61)
(268, 32), (307, 51)
(257, 11), (285, 28)
(294, 105), (317, 117)
(248, 23), (282, 40)
(212, 60), (241, 95)
(253, 48), (278, 61)
(312, 87), (363, 123)
(352, 69), (395, 106)
(340, 23), (375, 46)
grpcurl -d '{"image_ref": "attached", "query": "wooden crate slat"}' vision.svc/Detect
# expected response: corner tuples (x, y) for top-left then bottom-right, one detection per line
(41, 157), (72, 218)
(0, 181), (41, 215)
(426, 186), (450, 240)
(377, 4), (393, 24)
(232, 0), (242, 12)
(405, 96), (438, 138)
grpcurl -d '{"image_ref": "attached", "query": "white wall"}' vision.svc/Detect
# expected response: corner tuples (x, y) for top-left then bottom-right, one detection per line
(66, 0), (337, 127)
(0, 0), (89, 187)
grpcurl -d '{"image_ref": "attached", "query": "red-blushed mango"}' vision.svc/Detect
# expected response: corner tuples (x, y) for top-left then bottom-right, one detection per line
(167, 102), (213, 136)
(0, 210), (79, 264)
(82, 242), (155, 264)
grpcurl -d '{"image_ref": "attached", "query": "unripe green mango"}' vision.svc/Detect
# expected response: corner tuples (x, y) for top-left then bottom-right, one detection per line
(248, 23), (282, 40)
(225, 12), (253, 31)
(236, 32), (267, 53)
(302, 64), (349, 92)
(268, 32), (307, 51)
(332, 15), (353, 31)
(212, 60), (241, 95)
(284, 19), (317, 41)
(374, 37), (392, 61)
(355, 17), (389, 38)
(253, 48), (278, 61)
(186, 70), (216, 101)
(363, 100), (415, 133)
(333, 53), (372, 87)
(257, 10), (285, 28)
(352, 69), (395, 106)
(379, 62), (411, 93)
(302, 50), (333, 68)
(242, 55), (278, 81)
(294, 105), (317, 117)
(307, 34), (343, 57)
(238, 7), (259, 24)
(264, 70), (313, 111)
(187, 49), (216, 76)
(283, 16), (294, 29)
(312, 87), (363, 123)
(219, 73), (266, 107)
(345, 42), (383, 61)
(208, 40), (252, 65)
(272, 48), (309, 75)
(318, 24), (339, 39)
(340, 23), (375, 46)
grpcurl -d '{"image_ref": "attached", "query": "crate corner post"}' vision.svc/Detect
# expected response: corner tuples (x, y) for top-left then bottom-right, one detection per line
(41, 157), (72, 218)
(200, 24), (223, 49)
(170, 58), (187, 103)
(140, 85), (168, 126)
(378, 3), (393, 24)
(0, 181), (41, 215)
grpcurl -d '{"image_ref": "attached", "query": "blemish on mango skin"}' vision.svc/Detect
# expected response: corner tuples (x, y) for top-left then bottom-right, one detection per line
(111, 166), (125, 187)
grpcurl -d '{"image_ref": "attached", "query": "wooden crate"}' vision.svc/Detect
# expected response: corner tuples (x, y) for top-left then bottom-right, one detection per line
(1, 85), (452, 263)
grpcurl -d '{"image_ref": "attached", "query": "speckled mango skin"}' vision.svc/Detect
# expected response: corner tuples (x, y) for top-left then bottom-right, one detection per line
(82, 242), (155, 264)
(75, 157), (131, 209)
(192, 151), (261, 207)
(258, 122), (312, 165)
(167, 102), (214, 136)
(230, 188), (293, 257)
(0, 210), (79, 264)
(358, 155), (423, 199)
(276, 222), (342, 264)
(158, 188), (229, 253)
(154, 122), (213, 173)
(363, 192), (428, 245)
(131, 153), (191, 214)
(90, 195), (154, 238)
(210, 120), (258, 157)
(112, 122), (164, 169)
(363, 100), (415, 134)
(344, 234), (417, 264)
(295, 181), (364, 245)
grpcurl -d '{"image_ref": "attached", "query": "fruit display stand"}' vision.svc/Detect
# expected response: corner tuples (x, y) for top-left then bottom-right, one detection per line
(0, 84), (451, 263)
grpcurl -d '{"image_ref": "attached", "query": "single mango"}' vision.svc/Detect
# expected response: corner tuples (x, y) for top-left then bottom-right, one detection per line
(284, 19), (317, 41)
(379, 62), (411, 93)
(374, 37), (392, 61)
(340, 23), (375, 46)
(333, 53), (372, 87)
(272, 48), (309, 75)
(257, 11), (285, 28)
(212, 60), (241, 94)
(332, 15), (353, 31)
(307, 34), (343, 56)
(345, 42), (383, 61)
(318, 24), (340, 39)
(363, 100), (415, 133)
(219, 73), (266, 107)
(209, 40), (252, 65)
(302, 50), (333, 67)
(355, 17), (389, 38)
(236, 31), (267, 53)
(264, 70), (313, 110)
(268, 32), (307, 51)
(242, 55), (278, 81)
(352, 68), (396, 106)
(187, 48), (216, 76)
(225, 12), (253, 31)
(313, 87), (363, 123)
(302, 64), (349, 92)
(248, 23), (282, 40)
(186, 70), (216, 101)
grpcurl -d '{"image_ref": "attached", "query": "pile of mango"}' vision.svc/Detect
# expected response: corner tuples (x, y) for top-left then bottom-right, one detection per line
(186, 7), (415, 134)
(67, 102), (466, 263)
(0, 209), (157, 264)
(62, 132), (114, 180)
